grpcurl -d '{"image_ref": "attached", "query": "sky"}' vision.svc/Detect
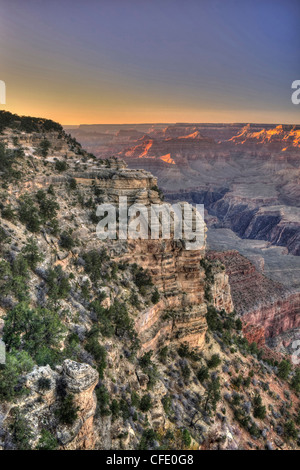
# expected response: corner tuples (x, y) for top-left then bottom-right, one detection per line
(0, 0), (300, 124)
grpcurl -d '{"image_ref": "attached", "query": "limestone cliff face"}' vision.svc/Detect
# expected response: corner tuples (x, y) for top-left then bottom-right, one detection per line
(1, 360), (99, 450)
(121, 239), (207, 352)
(58, 360), (99, 450)
(123, 239), (233, 353)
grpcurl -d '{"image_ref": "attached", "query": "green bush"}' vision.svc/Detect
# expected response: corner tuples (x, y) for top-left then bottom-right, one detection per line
(158, 346), (168, 363)
(132, 264), (153, 295)
(3, 302), (65, 365)
(68, 178), (77, 190)
(85, 331), (107, 378)
(139, 394), (152, 412)
(0, 350), (34, 401)
(235, 318), (243, 331)
(119, 398), (130, 420)
(10, 408), (33, 450)
(181, 429), (191, 448)
(95, 385), (111, 417)
(18, 195), (41, 232)
(207, 354), (221, 369)
(59, 231), (75, 250)
(47, 184), (55, 196)
(36, 189), (59, 221)
(89, 299), (108, 323)
(82, 249), (108, 282)
(253, 394), (266, 419)
(277, 360), (291, 380)
(108, 301), (139, 348)
(151, 288), (160, 304)
(0, 142), (23, 180)
(138, 429), (158, 450)
(197, 366), (209, 383)
(1, 204), (15, 221)
(181, 363), (191, 381)
(36, 429), (58, 450)
(178, 343), (190, 358)
(206, 306), (222, 331)
(201, 258), (215, 302)
(89, 301), (114, 337)
(11, 254), (29, 278)
(284, 420), (298, 440)
(38, 138), (51, 157)
(131, 391), (140, 408)
(55, 160), (68, 172)
(81, 280), (91, 300)
(138, 350), (158, 388)
(56, 394), (79, 425)
(139, 351), (153, 369)
(110, 399), (120, 422)
(21, 237), (44, 270)
(204, 377), (221, 411)
(37, 377), (52, 391)
(0, 226), (8, 245)
(161, 395), (172, 415)
(130, 292), (140, 308)
(291, 368), (300, 393)
(232, 375), (243, 390)
(46, 266), (71, 301)
(0, 259), (29, 301)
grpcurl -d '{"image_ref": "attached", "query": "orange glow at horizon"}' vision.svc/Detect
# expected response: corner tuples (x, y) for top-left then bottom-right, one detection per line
(2, 100), (300, 126)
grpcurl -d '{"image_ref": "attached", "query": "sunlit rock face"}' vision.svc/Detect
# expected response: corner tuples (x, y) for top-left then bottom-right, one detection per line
(127, 239), (208, 352)
(229, 124), (300, 150)
(124, 237), (234, 353)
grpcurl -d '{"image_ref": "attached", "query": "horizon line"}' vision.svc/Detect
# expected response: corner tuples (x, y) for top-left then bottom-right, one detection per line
(62, 121), (300, 127)
(1, 109), (298, 127)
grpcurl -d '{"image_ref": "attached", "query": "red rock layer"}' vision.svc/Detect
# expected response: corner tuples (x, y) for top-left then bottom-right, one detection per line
(207, 250), (300, 343)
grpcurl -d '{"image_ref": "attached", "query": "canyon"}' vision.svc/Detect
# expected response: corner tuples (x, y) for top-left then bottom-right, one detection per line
(0, 112), (299, 451)
(68, 122), (300, 354)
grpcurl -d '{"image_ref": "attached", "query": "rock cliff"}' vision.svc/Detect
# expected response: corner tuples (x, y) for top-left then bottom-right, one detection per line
(1, 112), (300, 451)
(207, 250), (300, 352)
(0, 360), (98, 450)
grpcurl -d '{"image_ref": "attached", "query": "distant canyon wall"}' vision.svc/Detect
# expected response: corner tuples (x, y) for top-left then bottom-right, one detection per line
(207, 251), (300, 346)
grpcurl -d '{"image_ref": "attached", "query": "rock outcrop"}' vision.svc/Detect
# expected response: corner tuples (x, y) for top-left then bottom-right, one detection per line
(122, 234), (233, 352)
(1, 360), (98, 450)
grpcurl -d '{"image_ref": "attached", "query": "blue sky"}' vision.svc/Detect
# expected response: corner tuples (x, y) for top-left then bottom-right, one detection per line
(0, 0), (299, 123)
